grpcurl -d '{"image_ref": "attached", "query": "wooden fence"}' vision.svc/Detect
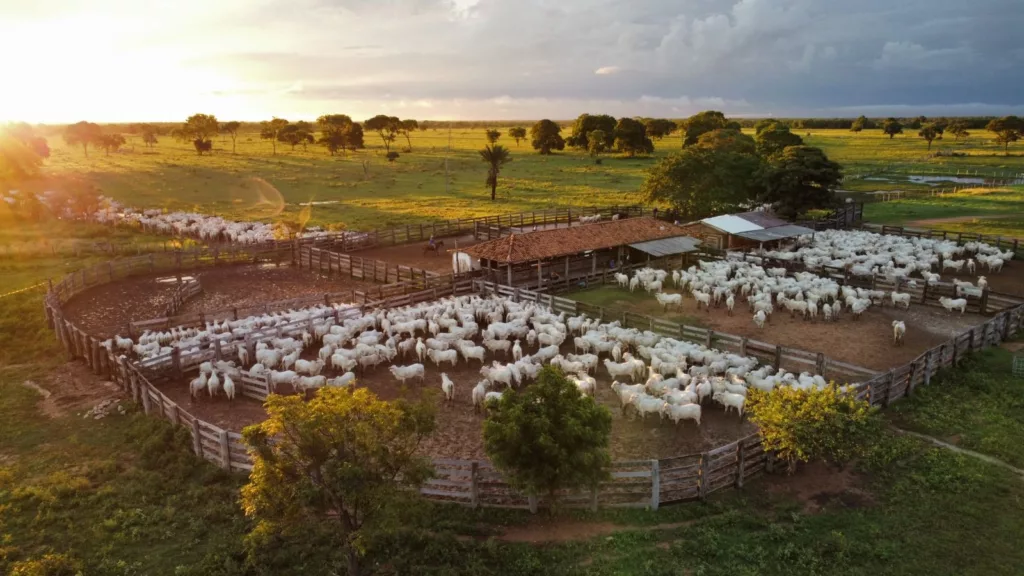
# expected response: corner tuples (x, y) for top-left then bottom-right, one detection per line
(47, 254), (1023, 511)
(162, 277), (202, 318)
(858, 223), (1023, 259)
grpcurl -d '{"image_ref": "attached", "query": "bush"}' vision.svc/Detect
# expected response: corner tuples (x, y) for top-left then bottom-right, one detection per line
(386, 151), (400, 162)
(746, 384), (881, 472)
(10, 553), (81, 576)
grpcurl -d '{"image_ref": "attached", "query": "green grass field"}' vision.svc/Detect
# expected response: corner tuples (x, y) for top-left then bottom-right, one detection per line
(861, 186), (1024, 238)
(18, 126), (1024, 233)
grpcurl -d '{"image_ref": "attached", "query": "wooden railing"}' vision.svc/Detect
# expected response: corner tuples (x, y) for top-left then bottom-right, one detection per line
(162, 277), (202, 318)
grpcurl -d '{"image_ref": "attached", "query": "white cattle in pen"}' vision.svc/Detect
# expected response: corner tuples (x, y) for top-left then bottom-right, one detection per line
(427, 348), (458, 368)
(655, 292), (682, 310)
(440, 373), (455, 404)
(389, 363), (425, 384)
(939, 296), (967, 315)
(662, 403), (701, 426)
(329, 372), (356, 387)
(892, 321), (906, 346)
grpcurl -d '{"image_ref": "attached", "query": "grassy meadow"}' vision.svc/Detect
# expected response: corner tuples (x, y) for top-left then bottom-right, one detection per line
(15, 125), (1024, 235)
(861, 186), (1024, 238)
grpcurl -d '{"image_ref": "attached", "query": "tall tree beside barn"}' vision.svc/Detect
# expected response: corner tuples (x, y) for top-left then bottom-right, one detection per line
(759, 146), (842, 220)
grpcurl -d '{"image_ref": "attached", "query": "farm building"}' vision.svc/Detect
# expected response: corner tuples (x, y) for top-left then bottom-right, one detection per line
(677, 211), (814, 251)
(461, 216), (700, 289)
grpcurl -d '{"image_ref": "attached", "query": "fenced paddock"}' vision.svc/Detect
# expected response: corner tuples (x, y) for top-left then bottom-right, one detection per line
(44, 248), (1024, 510)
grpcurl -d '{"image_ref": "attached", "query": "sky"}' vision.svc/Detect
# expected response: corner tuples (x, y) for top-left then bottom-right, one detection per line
(2, 0), (1023, 123)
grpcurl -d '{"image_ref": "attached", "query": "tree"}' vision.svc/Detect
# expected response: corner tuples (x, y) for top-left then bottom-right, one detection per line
(747, 385), (880, 473)
(947, 120), (970, 142)
(398, 119), (419, 151)
(0, 132), (45, 185)
(643, 118), (677, 140)
(755, 123), (804, 158)
(565, 114), (616, 150)
(679, 110), (730, 147)
(260, 117), (289, 155)
(364, 115), (401, 153)
(612, 117), (654, 157)
(641, 143), (763, 220)
(141, 124), (159, 148)
(485, 129), (501, 144)
(931, 118), (947, 139)
(696, 128), (757, 155)
(316, 115), (363, 155)
(479, 144), (512, 201)
(483, 367), (611, 509)
(241, 387), (435, 576)
(220, 121), (241, 153)
(5, 123), (49, 159)
(279, 122), (315, 151)
(587, 129), (608, 157)
(178, 113), (220, 155)
(386, 151), (400, 162)
(96, 133), (126, 155)
(530, 119), (565, 154)
(882, 118), (903, 139)
(760, 146), (842, 220)
(986, 116), (1023, 155)
(850, 115), (871, 132)
(919, 124), (939, 150)
(508, 126), (527, 146)
(753, 118), (778, 135)
(62, 121), (103, 157)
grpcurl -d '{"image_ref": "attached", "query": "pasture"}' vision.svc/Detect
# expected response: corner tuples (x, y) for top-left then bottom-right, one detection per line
(861, 186), (1024, 239)
(18, 126), (1024, 234)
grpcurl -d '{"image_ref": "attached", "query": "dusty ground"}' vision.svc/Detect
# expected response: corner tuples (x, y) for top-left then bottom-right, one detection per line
(763, 460), (873, 514)
(61, 264), (381, 338)
(23, 362), (124, 419)
(160, 338), (756, 461)
(576, 281), (1006, 374)
(348, 233), (481, 274)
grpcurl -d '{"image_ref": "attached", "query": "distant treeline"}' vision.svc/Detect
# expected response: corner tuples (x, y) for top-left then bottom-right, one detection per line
(729, 117), (1000, 130)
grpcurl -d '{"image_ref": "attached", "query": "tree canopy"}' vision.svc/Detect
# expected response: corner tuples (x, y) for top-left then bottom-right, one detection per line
(279, 122), (315, 150)
(643, 118), (677, 140)
(882, 118), (904, 139)
(508, 126), (527, 146)
(1, 128), (46, 185)
(679, 110), (732, 147)
(919, 124), (939, 150)
(220, 121), (242, 153)
(755, 123), (804, 158)
(316, 115), (364, 155)
(483, 367), (611, 508)
(398, 119), (418, 151)
(587, 129), (608, 157)
(986, 116), (1023, 155)
(96, 133), (126, 155)
(747, 384), (880, 473)
(364, 115), (401, 152)
(485, 129), (501, 144)
(697, 128), (757, 155)
(946, 120), (970, 141)
(850, 115), (868, 132)
(613, 117), (654, 157)
(178, 114), (220, 155)
(260, 117), (289, 155)
(62, 121), (103, 157)
(641, 138), (763, 220)
(566, 114), (616, 150)
(479, 144), (512, 201)
(759, 146), (842, 220)
(530, 119), (565, 154)
(241, 387), (436, 576)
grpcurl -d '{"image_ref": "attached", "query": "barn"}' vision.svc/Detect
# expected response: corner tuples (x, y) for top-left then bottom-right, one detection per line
(676, 211), (815, 251)
(461, 217), (700, 290)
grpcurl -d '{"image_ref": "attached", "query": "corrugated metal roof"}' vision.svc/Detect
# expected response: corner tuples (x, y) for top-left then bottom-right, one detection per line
(701, 214), (764, 234)
(734, 224), (815, 242)
(629, 236), (702, 257)
(733, 211), (789, 229)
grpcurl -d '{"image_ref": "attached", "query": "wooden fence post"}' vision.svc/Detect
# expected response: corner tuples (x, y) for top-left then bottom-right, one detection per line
(815, 352), (826, 376)
(736, 442), (745, 488)
(469, 462), (479, 509)
(883, 369), (896, 407)
(171, 346), (182, 380)
(191, 419), (203, 457)
(140, 379), (151, 414)
(907, 362), (919, 397)
(705, 329), (714, 349)
(697, 454), (708, 500)
(650, 459), (660, 510)
(766, 451), (775, 474)
(774, 345), (782, 370)
(213, 338), (222, 361)
(528, 495), (538, 514)
(739, 337), (748, 357)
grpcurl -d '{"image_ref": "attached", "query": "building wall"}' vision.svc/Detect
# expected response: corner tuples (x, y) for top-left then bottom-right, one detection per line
(677, 223), (727, 250)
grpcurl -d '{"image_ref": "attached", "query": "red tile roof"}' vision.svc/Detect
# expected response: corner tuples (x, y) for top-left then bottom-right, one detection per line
(463, 217), (692, 264)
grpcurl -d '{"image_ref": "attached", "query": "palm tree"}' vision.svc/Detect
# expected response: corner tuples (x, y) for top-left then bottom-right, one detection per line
(479, 145), (512, 201)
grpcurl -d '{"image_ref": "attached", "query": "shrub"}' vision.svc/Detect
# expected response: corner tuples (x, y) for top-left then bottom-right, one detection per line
(747, 384), (881, 472)
(10, 553), (81, 576)
(386, 151), (400, 162)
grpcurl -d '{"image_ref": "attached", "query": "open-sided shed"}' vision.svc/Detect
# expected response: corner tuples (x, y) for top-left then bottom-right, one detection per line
(677, 211), (813, 250)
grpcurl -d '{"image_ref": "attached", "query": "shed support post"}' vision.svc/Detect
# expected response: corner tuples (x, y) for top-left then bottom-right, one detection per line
(507, 264), (512, 286)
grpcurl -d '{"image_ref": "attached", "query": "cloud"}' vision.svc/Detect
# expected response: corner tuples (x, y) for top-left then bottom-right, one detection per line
(873, 41), (974, 71)
(594, 66), (621, 75)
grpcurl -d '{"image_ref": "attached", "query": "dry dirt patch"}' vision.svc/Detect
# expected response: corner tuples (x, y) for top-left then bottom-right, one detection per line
(28, 362), (123, 419)
(764, 460), (874, 514)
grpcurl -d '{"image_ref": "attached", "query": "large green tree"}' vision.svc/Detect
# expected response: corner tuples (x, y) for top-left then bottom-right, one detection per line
(613, 117), (654, 157)
(398, 119), (419, 151)
(220, 121), (242, 153)
(508, 126), (527, 146)
(96, 133), (126, 155)
(278, 121), (315, 151)
(642, 138), (763, 220)
(485, 129), (501, 144)
(986, 116), (1023, 155)
(679, 110), (731, 147)
(946, 120), (970, 142)
(316, 114), (364, 155)
(882, 118), (903, 139)
(759, 146), (842, 220)
(174, 113), (220, 155)
(919, 124), (939, 151)
(364, 115), (401, 152)
(242, 387), (435, 576)
(260, 117), (289, 155)
(643, 118), (677, 140)
(483, 367), (611, 509)
(62, 121), (103, 157)
(479, 144), (512, 201)
(850, 115), (871, 132)
(529, 119), (565, 154)
(566, 114), (616, 150)
(587, 129), (608, 158)
(755, 123), (804, 158)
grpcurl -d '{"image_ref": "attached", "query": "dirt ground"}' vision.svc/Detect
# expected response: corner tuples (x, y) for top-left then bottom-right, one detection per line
(159, 338), (756, 461)
(24, 362), (124, 419)
(573, 285), (990, 374)
(349, 233), (481, 274)
(763, 460), (873, 514)
(61, 264), (381, 339)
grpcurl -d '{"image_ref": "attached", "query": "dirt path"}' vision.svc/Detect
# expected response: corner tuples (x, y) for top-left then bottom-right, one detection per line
(892, 427), (1024, 479)
(907, 214), (1017, 227)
